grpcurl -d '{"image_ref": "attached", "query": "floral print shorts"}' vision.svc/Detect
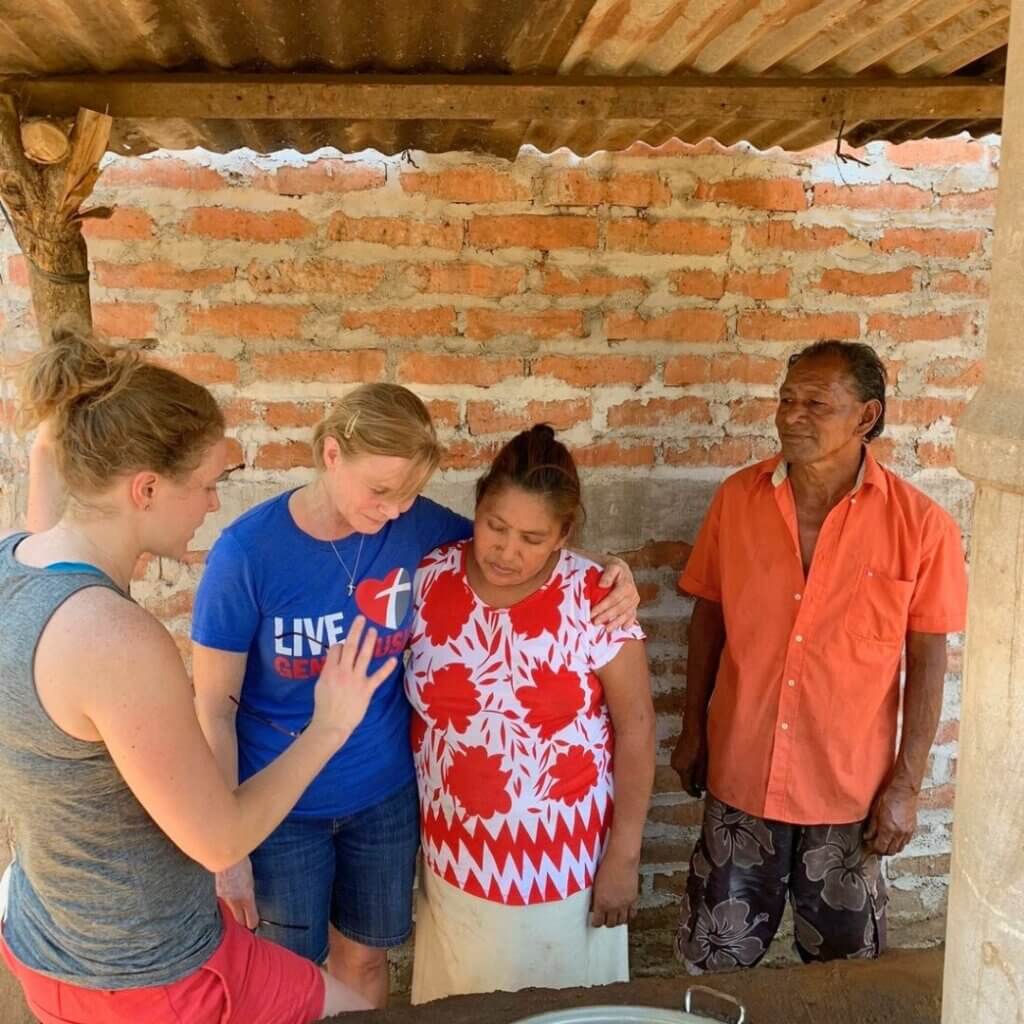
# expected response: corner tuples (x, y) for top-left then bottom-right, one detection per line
(675, 795), (887, 973)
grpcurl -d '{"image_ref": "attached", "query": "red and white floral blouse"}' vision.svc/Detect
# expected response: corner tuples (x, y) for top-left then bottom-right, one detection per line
(406, 541), (645, 906)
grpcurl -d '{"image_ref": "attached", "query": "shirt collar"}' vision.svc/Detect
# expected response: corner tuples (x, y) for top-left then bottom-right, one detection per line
(762, 446), (889, 501)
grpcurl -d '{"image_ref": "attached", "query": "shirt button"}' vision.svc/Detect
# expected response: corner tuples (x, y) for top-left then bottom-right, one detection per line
(851, 497), (858, 504)
(794, 593), (802, 601)
(795, 635), (803, 643)
(781, 722), (790, 731)
(788, 679), (796, 687)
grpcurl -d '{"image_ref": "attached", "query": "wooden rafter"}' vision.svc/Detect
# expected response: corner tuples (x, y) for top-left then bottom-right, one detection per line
(1, 73), (1005, 124)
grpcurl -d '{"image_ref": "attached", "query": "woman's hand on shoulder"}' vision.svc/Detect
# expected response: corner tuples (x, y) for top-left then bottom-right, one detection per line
(591, 555), (640, 630)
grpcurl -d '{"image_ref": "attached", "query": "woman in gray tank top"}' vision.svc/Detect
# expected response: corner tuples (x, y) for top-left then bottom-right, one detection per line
(0, 326), (395, 1024)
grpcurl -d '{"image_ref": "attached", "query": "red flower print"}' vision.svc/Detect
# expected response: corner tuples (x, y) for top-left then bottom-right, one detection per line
(546, 745), (598, 805)
(517, 664), (584, 739)
(509, 575), (563, 640)
(422, 569), (475, 645)
(445, 746), (512, 819)
(421, 663), (480, 733)
(585, 565), (612, 609)
(410, 711), (427, 754)
(584, 670), (605, 718)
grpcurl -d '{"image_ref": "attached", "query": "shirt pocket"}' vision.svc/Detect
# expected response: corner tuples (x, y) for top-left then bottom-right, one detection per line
(845, 568), (914, 645)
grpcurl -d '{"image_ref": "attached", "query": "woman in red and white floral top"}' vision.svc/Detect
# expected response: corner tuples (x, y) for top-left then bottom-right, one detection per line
(405, 425), (656, 1003)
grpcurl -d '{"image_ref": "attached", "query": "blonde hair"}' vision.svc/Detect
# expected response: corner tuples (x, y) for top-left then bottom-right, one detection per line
(16, 324), (224, 496)
(312, 383), (441, 478)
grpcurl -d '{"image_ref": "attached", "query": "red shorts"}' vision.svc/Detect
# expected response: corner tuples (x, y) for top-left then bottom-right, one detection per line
(1, 903), (324, 1024)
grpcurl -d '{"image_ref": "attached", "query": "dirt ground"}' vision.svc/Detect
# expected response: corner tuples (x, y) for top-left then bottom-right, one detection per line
(334, 949), (943, 1024)
(0, 946), (942, 1022)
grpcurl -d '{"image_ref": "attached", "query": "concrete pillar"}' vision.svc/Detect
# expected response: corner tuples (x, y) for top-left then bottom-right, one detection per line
(945, 4), (1024, 1021)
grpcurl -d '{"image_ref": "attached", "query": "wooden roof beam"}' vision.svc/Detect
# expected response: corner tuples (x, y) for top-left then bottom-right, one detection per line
(1, 73), (1004, 123)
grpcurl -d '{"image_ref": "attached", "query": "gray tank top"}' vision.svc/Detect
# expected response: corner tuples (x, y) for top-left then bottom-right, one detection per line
(0, 532), (222, 988)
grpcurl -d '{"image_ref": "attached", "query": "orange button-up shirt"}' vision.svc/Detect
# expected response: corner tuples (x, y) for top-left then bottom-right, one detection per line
(679, 450), (968, 826)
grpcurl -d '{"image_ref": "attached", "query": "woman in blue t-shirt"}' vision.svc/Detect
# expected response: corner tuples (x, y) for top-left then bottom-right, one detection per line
(191, 383), (640, 1007)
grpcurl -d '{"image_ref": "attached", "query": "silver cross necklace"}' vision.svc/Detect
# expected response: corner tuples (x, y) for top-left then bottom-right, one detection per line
(330, 534), (366, 597)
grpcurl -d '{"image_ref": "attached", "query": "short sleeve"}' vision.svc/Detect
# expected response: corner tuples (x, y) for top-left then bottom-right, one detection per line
(678, 485), (725, 602)
(583, 566), (645, 672)
(907, 508), (968, 634)
(191, 531), (262, 653)
(412, 497), (473, 558)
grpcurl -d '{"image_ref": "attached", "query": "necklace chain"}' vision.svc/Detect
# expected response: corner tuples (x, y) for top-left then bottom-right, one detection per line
(329, 534), (365, 597)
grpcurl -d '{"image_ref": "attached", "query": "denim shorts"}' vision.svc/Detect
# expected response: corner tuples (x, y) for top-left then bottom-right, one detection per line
(250, 779), (419, 963)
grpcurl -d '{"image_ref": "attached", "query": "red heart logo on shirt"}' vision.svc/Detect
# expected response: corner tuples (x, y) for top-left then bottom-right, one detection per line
(355, 568), (412, 629)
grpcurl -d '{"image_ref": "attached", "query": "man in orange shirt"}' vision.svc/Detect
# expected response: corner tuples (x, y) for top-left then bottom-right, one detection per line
(671, 341), (967, 972)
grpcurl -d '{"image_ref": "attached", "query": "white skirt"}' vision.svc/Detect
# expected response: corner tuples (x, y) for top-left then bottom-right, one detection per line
(411, 868), (629, 1005)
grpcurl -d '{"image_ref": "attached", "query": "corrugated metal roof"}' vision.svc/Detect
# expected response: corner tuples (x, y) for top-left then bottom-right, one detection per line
(0, 0), (1008, 156)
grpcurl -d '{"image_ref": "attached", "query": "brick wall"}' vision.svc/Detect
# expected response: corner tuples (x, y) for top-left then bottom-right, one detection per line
(0, 133), (993, 980)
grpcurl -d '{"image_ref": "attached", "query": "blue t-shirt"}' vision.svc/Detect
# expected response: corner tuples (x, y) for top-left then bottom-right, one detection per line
(192, 491), (471, 819)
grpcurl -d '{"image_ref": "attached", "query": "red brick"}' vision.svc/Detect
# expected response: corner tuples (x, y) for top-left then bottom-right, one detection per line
(221, 398), (257, 427)
(745, 222), (852, 251)
(607, 396), (711, 428)
(254, 350), (386, 383)
(402, 167), (529, 203)
(540, 268), (646, 297)
(92, 302), (158, 339)
(696, 178), (806, 211)
(143, 589), (195, 620)
(665, 354), (782, 386)
(101, 158), (227, 190)
(248, 259), (384, 296)
(738, 311), (859, 342)
(341, 307), (456, 339)
(546, 170), (671, 207)
(812, 183), (931, 211)
(887, 397), (967, 427)
(187, 303), (307, 339)
(817, 268), (915, 297)
(82, 207), (154, 240)
(614, 541), (693, 570)
(933, 271), (989, 297)
(876, 229), (982, 258)
(468, 215), (597, 251)
(440, 440), (502, 470)
(183, 208), (313, 242)
(94, 261), (235, 291)
(467, 398), (591, 436)
(157, 353), (239, 385)
(255, 441), (315, 470)
(606, 309), (727, 344)
(725, 269), (790, 300)
(887, 138), (989, 168)
(425, 400), (461, 428)
(606, 219), (730, 255)
(868, 312), (972, 342)
(925, 358), (984, 390)
(727, 397), (778, 428)
(669, 271), (724, 299)
(934, 720), (960, 746)
(887, 854), (951, 880)
(263, 401), (327, 429)
(665, 437), (777, 467)
(259, 160), (385, 195)
(916, 441), (957, 469)
(917, 783), (956, 809)
(938, 190), (997, 212)
(465, 308), (585, 341)
(532, 355), (653, 388)
(328, 214), (462, 250)
(6, 255), (28, 287)
(574, 441), (656, 468)
(414, 263), (525, 298)
(397, 353), (519, 387)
